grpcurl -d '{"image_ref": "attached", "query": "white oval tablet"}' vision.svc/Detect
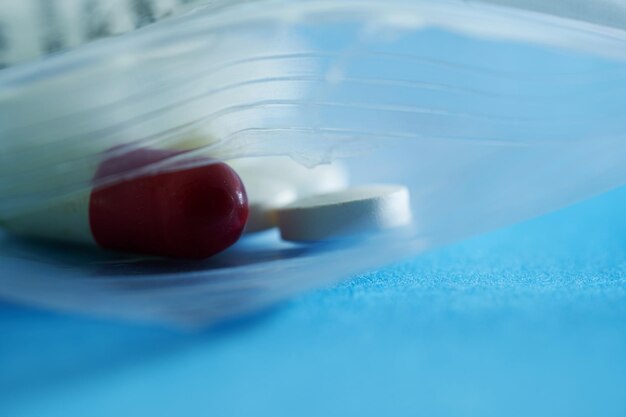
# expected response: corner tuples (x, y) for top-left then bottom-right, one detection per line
(276, 184), (412, 242)
(227, 156), (349, 199)
(284, 161), (349, 198)
(228, 156), (350, 233)
(242, 176), (297, 233)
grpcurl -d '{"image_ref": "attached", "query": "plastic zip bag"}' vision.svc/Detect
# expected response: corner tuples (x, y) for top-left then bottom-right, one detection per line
(1, 0), (626, 326)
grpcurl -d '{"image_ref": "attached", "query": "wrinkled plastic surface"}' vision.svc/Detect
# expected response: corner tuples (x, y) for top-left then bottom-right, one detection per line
(2, 0), (626, 326)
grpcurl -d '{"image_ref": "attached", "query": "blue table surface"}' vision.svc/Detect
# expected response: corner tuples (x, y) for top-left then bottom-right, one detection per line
(1, 183), (626, 417)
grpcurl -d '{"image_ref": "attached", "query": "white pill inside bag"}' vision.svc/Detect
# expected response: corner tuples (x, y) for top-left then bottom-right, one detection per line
(227, 156), (350, 233)
(276, 184), (412, 242)
(228, 156), (349, 198)
(240, 176), (297, 233)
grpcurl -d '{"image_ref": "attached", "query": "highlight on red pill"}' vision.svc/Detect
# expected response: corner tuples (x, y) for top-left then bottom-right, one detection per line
(89, 148), (249, 259)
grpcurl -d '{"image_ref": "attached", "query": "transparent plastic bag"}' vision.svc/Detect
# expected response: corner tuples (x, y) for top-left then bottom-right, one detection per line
(1, 0), (626, 326)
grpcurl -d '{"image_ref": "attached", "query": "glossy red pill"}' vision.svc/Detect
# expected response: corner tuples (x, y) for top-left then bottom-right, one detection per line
(89, 149), (248, 259)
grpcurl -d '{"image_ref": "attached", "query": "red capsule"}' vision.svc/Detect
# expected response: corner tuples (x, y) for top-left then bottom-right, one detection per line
(89, 149), (248, 259)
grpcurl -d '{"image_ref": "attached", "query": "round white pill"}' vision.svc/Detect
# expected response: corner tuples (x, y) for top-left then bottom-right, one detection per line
(276, 184), (412, 242)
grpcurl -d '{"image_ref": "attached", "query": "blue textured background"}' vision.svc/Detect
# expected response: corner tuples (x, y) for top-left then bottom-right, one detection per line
(2, 184), (626, 417)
